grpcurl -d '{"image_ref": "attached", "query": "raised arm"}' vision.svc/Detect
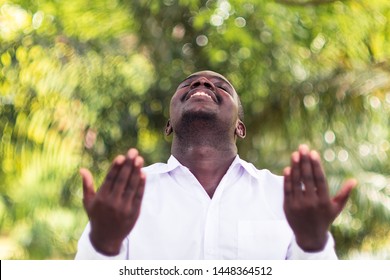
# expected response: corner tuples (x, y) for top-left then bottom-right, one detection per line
(79, 148), (146, 256)
(283, 144), (357, 252)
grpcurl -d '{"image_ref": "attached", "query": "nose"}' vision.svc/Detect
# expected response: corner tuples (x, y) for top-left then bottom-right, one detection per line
(190, 77), (215, 91)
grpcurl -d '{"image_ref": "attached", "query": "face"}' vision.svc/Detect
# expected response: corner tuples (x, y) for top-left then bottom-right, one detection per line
(167, 70), (245, 138)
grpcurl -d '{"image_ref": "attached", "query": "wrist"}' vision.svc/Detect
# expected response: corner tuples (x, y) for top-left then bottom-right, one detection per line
(89, 232), (123, 256)
(295, 233), (328, 252)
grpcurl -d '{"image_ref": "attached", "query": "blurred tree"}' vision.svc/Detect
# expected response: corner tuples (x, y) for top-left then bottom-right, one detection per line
(1, 0), (390, 259)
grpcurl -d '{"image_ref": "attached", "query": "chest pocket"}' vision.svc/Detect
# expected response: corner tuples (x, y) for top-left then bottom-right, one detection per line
(238, 220), (293, 259)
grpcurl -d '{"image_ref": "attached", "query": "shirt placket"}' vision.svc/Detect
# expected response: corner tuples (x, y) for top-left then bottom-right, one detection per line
(175, 166), (221, 259)
(203, 164), (242, 259)
(203, 196), (220, 259)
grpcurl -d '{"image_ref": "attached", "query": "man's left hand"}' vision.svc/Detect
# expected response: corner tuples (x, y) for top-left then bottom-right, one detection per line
(283, 144), (357, 252)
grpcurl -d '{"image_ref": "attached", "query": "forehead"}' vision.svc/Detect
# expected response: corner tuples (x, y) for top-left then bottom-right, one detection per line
(182, 71), (235, 89)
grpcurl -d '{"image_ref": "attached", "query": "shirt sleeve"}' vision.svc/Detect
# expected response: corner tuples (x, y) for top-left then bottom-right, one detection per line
(74, 223), (129, 260)
(286, 232), (338, 260)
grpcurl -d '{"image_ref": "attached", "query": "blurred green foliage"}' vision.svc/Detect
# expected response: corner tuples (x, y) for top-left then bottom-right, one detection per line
(1, 0), (390, 259)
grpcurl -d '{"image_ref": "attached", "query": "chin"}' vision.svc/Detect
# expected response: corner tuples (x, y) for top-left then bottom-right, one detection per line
(182, 110), (217, 122)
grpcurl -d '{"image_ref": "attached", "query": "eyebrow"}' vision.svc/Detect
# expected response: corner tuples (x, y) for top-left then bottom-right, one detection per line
(180, 75), (235, 91)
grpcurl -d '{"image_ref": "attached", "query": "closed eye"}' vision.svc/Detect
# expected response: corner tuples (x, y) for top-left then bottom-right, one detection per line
(217, 86), (230, 93)
(179, 83), (190, 89)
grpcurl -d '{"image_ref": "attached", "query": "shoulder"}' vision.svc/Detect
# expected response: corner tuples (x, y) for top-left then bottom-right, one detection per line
(239, 157), (283, 185)
(239, 158), (286, 218)
(141, 161), (177, 188)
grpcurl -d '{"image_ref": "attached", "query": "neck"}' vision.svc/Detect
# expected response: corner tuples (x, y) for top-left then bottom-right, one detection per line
(171, 132), (237, 198)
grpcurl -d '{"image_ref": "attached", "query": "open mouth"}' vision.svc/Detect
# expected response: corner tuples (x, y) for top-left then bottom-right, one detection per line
(185, 89), (218, 103)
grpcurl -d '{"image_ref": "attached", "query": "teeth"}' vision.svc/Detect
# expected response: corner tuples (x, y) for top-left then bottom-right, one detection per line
(190, 92), (212, 99)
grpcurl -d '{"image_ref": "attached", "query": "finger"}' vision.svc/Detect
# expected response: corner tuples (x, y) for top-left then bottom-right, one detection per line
(123, 155), (144, 201)
(111, 149), (139, 199)
(99, 155), (126, 196)
(299, 145), (316, 197)
(80, 168), (96, 208)
(283, 167), (293, 202)
(290, 151), (303, 199)
(332, 179), (357, 214)
(127, 172), (146, 221)
(310, 150), (329, 201)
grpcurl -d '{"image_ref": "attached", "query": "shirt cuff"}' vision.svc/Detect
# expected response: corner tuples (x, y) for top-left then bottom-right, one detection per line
(288, 232), (338, 260)
(74, 224), (128, 260)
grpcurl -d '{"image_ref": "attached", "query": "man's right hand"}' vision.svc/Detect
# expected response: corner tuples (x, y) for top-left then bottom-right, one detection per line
(79, 148), (146, 256)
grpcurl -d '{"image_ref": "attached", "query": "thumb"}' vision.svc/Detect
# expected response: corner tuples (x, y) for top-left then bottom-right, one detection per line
(332, 178), (357, 213)
(79, 168), (96, 208)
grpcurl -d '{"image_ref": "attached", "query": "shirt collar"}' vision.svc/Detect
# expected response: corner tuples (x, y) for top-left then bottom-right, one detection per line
(166, 155), (183, 171)
(164, 154), (259, 179)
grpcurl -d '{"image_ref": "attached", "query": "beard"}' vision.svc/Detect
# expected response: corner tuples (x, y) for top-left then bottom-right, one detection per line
(177, 110), (217, 132)
(173, 110), (233, 149)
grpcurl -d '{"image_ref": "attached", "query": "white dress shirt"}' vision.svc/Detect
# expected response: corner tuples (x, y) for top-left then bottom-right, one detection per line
(75, 155), (337, 260)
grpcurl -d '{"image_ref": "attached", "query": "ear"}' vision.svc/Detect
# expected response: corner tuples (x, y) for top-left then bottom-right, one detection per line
(165, 120), (173, 136)
(235, 120), (246, 139)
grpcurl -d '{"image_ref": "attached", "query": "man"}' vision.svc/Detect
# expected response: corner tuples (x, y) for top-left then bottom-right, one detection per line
(75, 70), (356, 259)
